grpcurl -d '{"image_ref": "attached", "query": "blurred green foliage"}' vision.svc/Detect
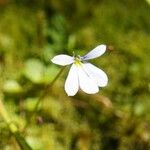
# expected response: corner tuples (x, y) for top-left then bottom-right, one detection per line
(0, 0), (150, 149)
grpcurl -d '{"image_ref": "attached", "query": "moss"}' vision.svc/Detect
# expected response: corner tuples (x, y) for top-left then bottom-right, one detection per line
(0, 0), (150, 149)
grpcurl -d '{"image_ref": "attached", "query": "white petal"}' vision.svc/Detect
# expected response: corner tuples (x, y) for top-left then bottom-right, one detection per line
(65, 64), (79, 96)
(82, 45), (106, 60)
(84, 63), (108, 87)
(77, 64), (99, 94)
(51, 54), (74, 66)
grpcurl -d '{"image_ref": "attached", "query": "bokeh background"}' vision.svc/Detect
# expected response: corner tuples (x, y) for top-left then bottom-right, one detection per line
(0, 0), (150, 149)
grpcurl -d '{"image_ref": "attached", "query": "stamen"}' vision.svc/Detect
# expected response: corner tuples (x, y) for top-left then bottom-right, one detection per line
(74, 56), (82, 66)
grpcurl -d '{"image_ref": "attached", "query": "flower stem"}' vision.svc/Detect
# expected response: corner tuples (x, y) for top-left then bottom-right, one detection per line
(32, 66), (66, 116)
(0, 99), (32, 150)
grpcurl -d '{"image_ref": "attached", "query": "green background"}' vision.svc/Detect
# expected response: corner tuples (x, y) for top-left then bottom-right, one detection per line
(0, 0), (150, 149)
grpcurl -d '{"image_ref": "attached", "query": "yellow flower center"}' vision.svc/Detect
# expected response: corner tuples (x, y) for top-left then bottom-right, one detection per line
(74, 57), (82, 66)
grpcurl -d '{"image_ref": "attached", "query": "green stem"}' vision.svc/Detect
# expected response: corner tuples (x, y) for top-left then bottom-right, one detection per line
(29, 66), (66, 121)
(0, 99), (32, 150)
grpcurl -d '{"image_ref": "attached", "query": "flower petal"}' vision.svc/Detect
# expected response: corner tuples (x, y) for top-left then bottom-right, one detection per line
(65, 64), (79, 96)
(84, 63), (108, 87)
(51, 54), (74, 66)
(81, 45), (106, 60)
(77, 64), (99, 94)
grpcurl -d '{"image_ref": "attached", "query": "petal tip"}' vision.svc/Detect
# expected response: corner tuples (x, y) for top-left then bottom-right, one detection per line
(65, 90), (76, 96)
(67, 93), (75, 97)
(51, 58), (54, 63)
(100, 44), (107, 51)
(51, 57), (56, 64)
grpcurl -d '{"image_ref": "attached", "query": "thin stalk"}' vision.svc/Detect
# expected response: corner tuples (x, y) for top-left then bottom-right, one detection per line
(33, 66), (66, 113)
(0, 99), (32, 150)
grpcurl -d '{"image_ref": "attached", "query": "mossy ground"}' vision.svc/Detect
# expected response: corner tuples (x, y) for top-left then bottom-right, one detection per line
(0, 0), (150, 149)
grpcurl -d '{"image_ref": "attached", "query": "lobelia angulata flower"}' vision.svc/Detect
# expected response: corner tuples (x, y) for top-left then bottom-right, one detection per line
(51, 45), (108, 96)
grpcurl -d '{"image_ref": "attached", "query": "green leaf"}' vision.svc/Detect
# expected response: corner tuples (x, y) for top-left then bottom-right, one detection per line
(146, 0), (150, 5)
(24, 59), (45, 84)
(3, 80), (22, 94)
(43, 65), (59, 83)
(24, 98), (39, 112)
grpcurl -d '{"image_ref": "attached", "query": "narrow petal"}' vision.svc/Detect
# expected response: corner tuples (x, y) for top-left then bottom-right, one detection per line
(51, 54), (74, 66)
(81, 45), (106, 60)
(77, 64), (99, 94)
(65, 64), (79, 96)
(84, 63), (108, 87)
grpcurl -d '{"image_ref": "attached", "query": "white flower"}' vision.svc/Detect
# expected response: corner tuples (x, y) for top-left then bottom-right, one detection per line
(51, 44), (108, 96)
